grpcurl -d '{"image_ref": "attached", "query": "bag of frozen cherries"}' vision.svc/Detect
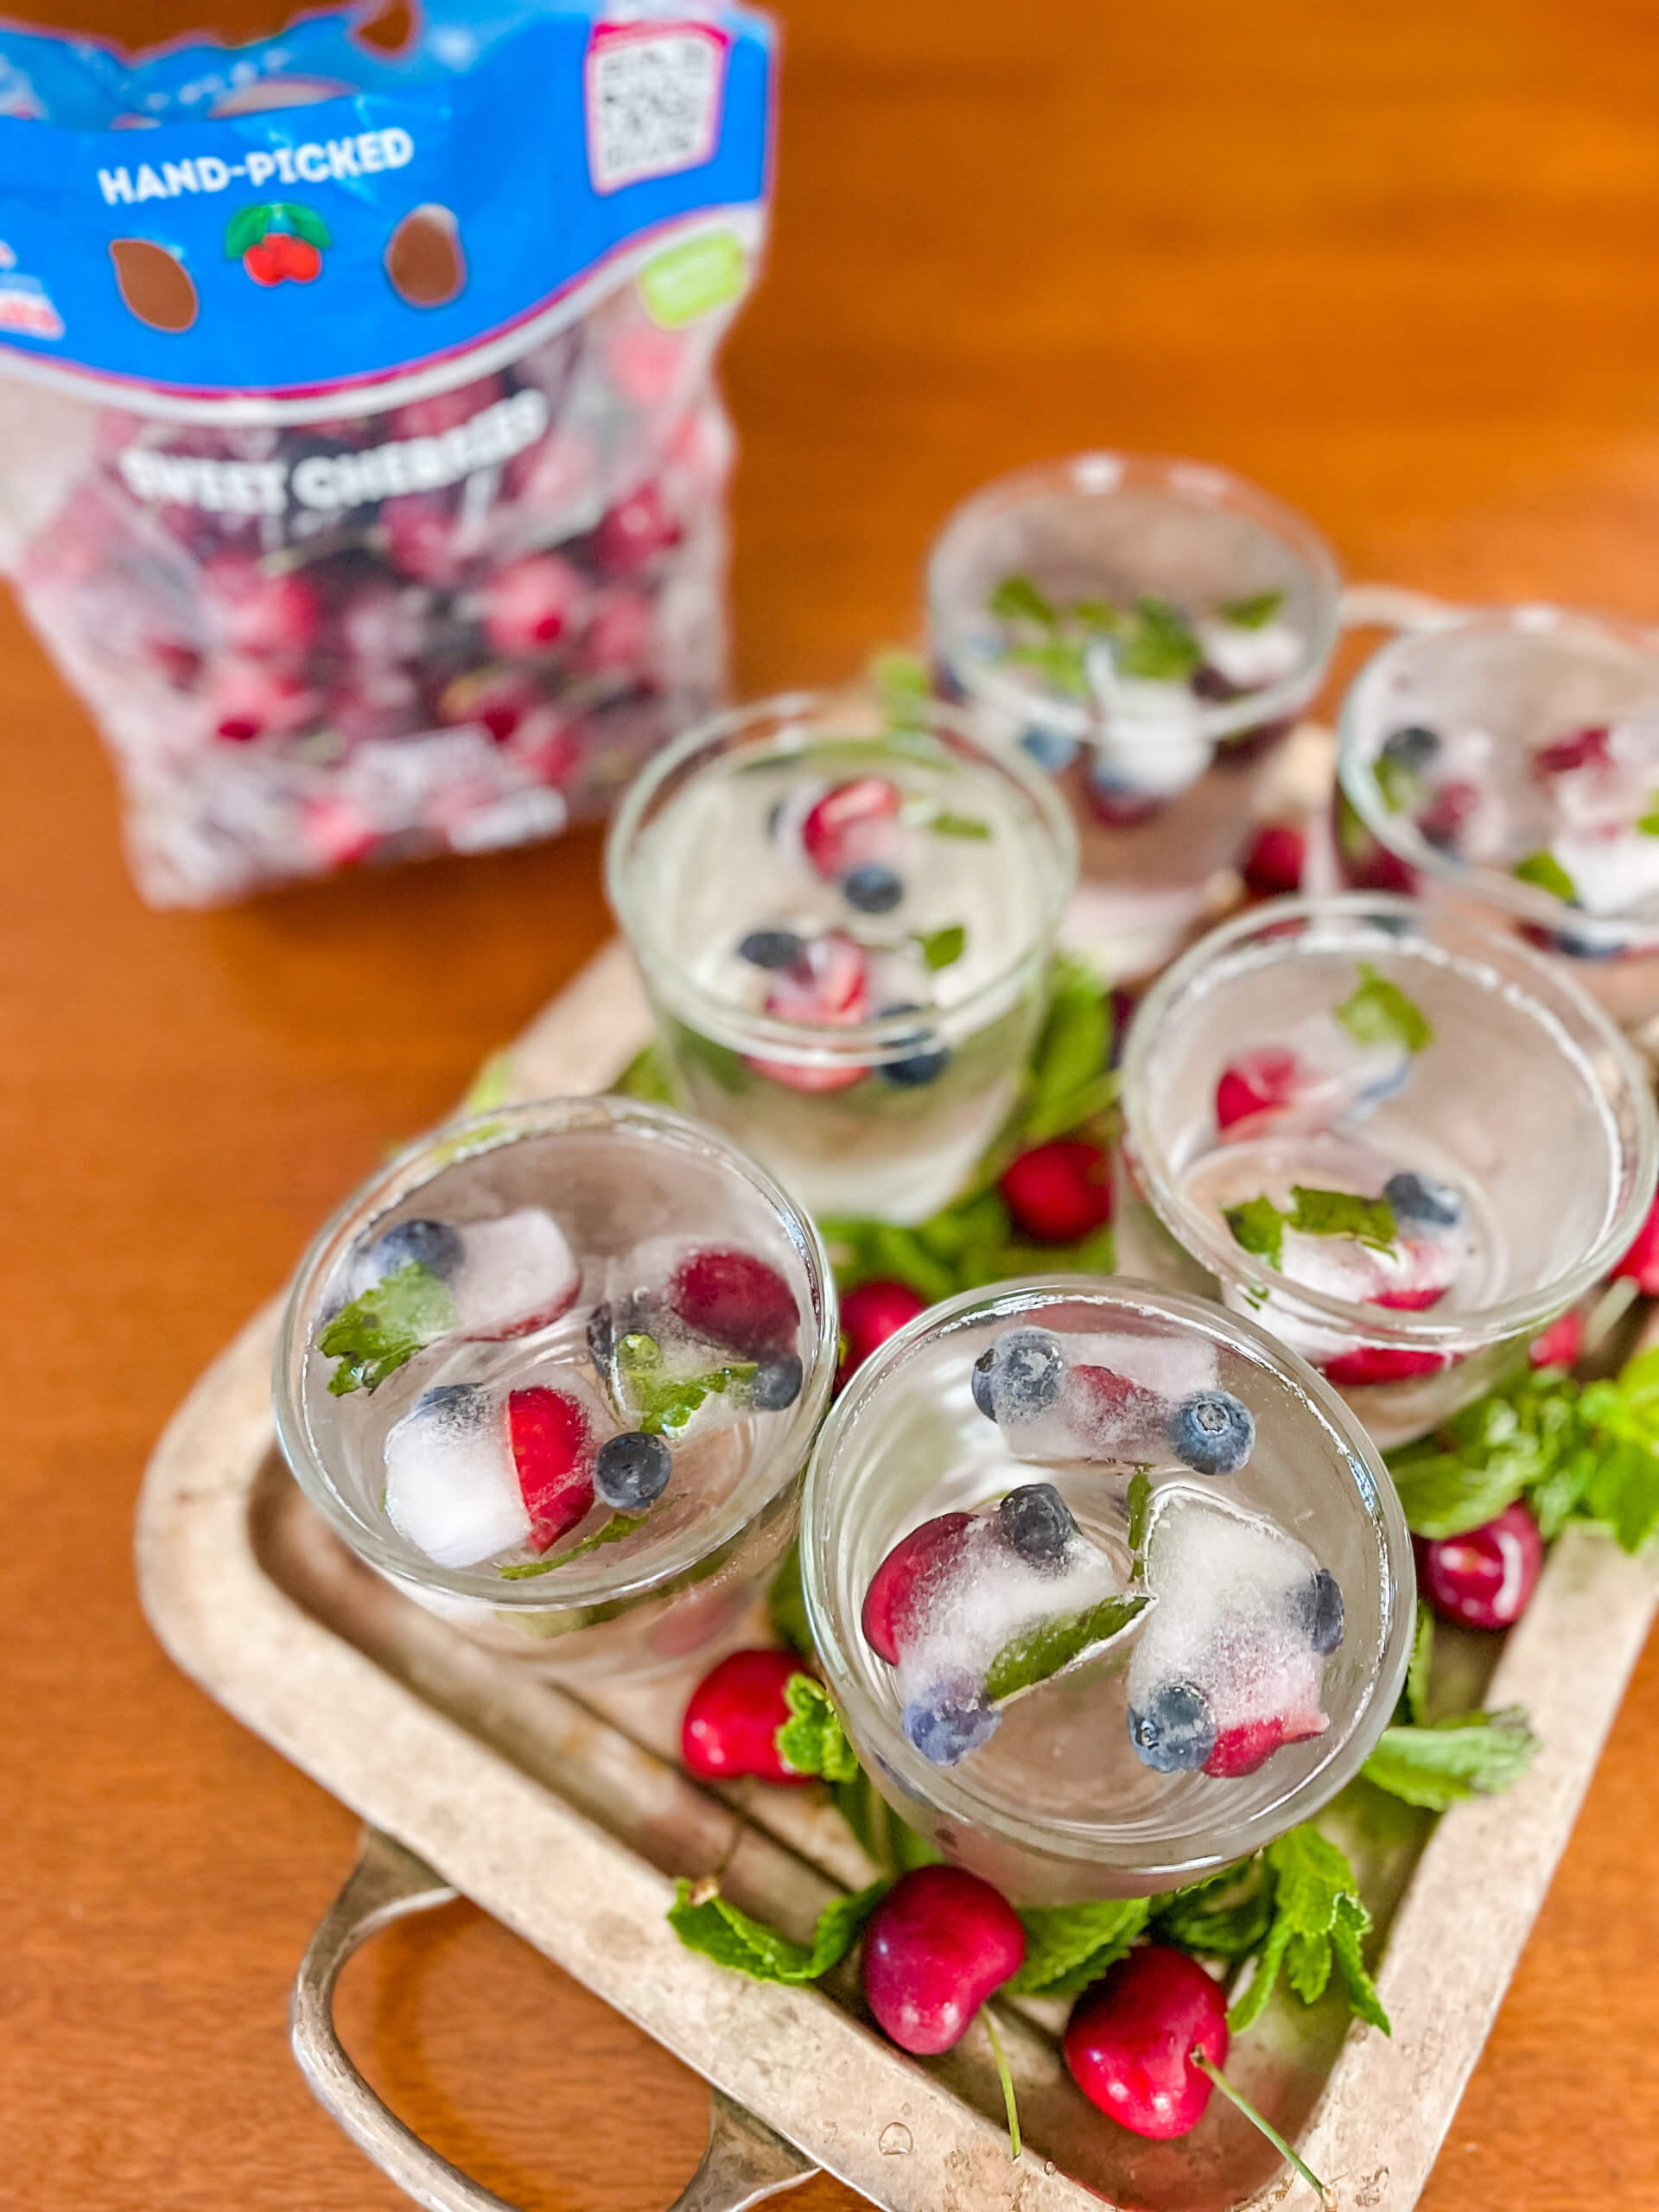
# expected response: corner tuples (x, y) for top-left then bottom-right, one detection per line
(0, 0), (774, 903)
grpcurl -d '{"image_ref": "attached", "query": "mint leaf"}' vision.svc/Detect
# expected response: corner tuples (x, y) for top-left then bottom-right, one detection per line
(1022, 952), (1115, 1144)
(1070, 597), (1121, 632)
(984, 1592), (1149, 1706)
(989, 574), (1058, 626)
(1388, 1442), (1533, 1539)
(319, 1262), (457, 1395)
(1405, 1602), (1434, 1727)
(1227, 1825), (1389, 2037)
(614, 1333), (756, 1435)
(667, 1878), (890, 1985)
(1127, 1470), (1153, 1563)
(497, 1512), (645, 1576)
(1334, 963), (1433, 1054)
(1117, 595), (1203, 683)
(1007, 1897), (1150, 1997)
(1224, 1194), (1287, 1271)
(776, 1674), (860, 1783)
(1217, 588), (1286, 630)
(1362, 1707), (1540, 1809)
(1288, 1184), (1397, 1252)
(1372, 753), (1422, 813)
(1153, 1861), (1275, 1961)
(1007, 638), (1090, 696)
(1513, 849), (1579, 903)
(918, 923), (967, 972)
(928, 811), (992, 841)
(1330, 1894), (1391, 2033)
(871, 647), (929, 726)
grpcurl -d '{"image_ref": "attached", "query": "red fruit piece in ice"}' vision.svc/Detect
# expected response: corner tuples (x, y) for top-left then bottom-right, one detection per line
(483, 553), (584, 656)
(507, 1385), (595, 1553)
(667, 1247), (798, 1360)
(209, 659), (317, 742)
(592, 481), (680, 575)
(837, 1279), (928, 1392)
(204, 556), (321, 661)
(1240, 820), (1306, 898)
(1417, 1503), (1543, 1630)
(1529, 1306), (1584, 1370)
(1203, 1711), (1324, 1778)
(679, 1648), (810, 1784)
(1068, 1363), (1163, 1441)
(1415, 779), (1479, 850)
(1064, 1946), (1227, 2139)
(1533, 725), (1611, 778)
(1000, 1138), (1114, 1244)
(1612, 1191), (1659, 1294)
(1215, 1046), (1303, 1132)
(1321, 1343), (1448, 1386)
(800, 777), (903, 880)
(861, 1866), (1025, 2056)
(764, 931), (869, 1024)
(860, 1511), (976, 1665)
(1370, 1282), (1448, 1313)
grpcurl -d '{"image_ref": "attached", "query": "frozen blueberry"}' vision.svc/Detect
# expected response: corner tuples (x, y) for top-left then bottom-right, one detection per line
(971, 1346), (996, 1420)
(841, 862), (905, 914)
(372, 1217), (463, 1280)
(1551, 927), (1619, 961)
(997, 1482), (1077, 1568)
(901, 1683), (1001, 1766)
(1019, 726), (1080, 774)
(1290, 1567), (1345, 1656)
(412, 1382), (486, 1426)
(982, 1326), (1067, 1425)
(876, 1003), (951, 1089)
(1128, 1680), (1217, 1773)
(1167, 1389), (1255, 1477)
(594, 1429), (672, 1511)
(751, 1353), (804, 1411)
(1383, 1170), (1463, 1230)
(1380, 723), (1440, 772)
(738, 928), (807, 971)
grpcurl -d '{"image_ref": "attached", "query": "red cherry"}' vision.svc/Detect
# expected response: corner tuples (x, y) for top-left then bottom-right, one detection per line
(1000, 1138), (1114, 1244)
(1416, 1503), (1543, 1630)
(438, 665), (543, 743)
(208, 658), (317, 742)
(1612, 1192), (1659, 1294)
(799, 777), (904, 880)
(1203, 1712), (1323, 1778)
(861, 1866), (1025, 2056)
(1529, 1306), (1584, 1370)
(507, 1386), (596, 1553)
(383, 493), (472, 586)
(1333, 791), (1417, 893)
(837, 1279), (928, 1391)
(276, 233), (321, 283)
(242, 238), (283, 286)
(1240, 820), (1306, 898)
(483, 553), (585, 656)
(1370, 1282), (1448, 1313)
(592, 481), (680, 575)
(860, 1511), (975, 1665)
(666, 1247), (798, 1360)
(203, 555), (320, 661)
(1533, 725), (1611, 778)
(1215, 1046), (1303, 1133)
(1321, 1343), (1448, 1386)
(580, 590), (652, 673)
(680, 1648), (810, 1785)
(1064, 1946), (1227, 2139)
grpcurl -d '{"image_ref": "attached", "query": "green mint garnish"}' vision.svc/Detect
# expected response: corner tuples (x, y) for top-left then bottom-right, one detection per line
(1217, 588), (1286, 630)
(983, 1591), (1148, 1706)
(988, 573), (1057, 626)
(1006, 637), (1090, 696)
(1151, 1860), (1277, 1961)
(1116, 595), (1203, 683)
(1126, 1470), (1153, 1565)
(1513, 849), (1580, 903)
(1637, 793), (1659, 836)
(927, 810), (992, 841)
(1006, 1897), (1150, 1997)
(1225, 1824), (1389, 2037)
(870, 647), (929, 726)
(497, 1513), (645, 1577)
(1373, 753), (1419, 813)
(1224, 1193), (1288, 1271)
(1070, 597), (1121, 632)
(1334, 962), (1433, 1053)
(614, 1332), (756, 1435)
(918, 922), (967, 972)
(1361, 1707), (1540, 1809)
(1224, 1185), (1396, 1271)
(774, 1674), (860, 1781)
(318, 1262), (457, 1395)
(667, 1876), (891, 1986)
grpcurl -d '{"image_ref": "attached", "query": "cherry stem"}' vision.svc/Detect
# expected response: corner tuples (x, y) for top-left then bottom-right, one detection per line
(982, 2008), (1021, 2163)
(1189, 2051), (1326, 2202)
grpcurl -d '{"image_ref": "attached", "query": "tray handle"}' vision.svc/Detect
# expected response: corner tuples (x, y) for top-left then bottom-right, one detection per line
(291, 1827), (820, 2212)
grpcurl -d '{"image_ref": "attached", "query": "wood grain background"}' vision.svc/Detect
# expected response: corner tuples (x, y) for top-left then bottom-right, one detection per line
(3, 3), (1657, 2206)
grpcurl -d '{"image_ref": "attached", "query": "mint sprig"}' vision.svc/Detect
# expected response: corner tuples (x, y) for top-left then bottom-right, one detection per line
(1362, 1708), (1541, 1809)
(1007, 1898), (1150, 1997)
(775, 1674), (860, 1782)
(318, 1262), (457, 1395)
(928, 810), (993, 842)
(1334, 963), (1433, 1054)
(668, 1877), (890, 1986)
(1226, 1825), (1389, 2036)
(613, 1332), (757, 1436)
(918, 923), (967, 971)
(1116, 595), (1203, 683)
(984, 1592), (1149, 1706)
(1224, 1185), (1397, 1274)
(988, 573), (1058, 626)
(1513, 849), (1580, 903)
(1217, 588), (1286, 630)
(1150, 1859), (1276, 1961)
(497, 1513), (645, 1577)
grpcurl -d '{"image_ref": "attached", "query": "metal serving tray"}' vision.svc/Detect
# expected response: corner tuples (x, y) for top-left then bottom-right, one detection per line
(137, 933), (1659, 2212)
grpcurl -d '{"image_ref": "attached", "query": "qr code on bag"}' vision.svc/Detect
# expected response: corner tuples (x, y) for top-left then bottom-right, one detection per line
(586, 24), (728, 194)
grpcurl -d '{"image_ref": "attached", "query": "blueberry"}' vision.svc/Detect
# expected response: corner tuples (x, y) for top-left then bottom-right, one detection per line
(1019, 726), (1080, 774)
(594, 1430), (672, 1511)
(997, 1482), (1077, 1569)
(1383, 1170), (1463, 1229)
(876, 1003), (951, 1089)
(587, 1300), (614, 1370)
(984, 1327), (1067, 1424)
(1290, 1567), (1345, 1656)
(372, 1217), (463, 1281)
(842, 862), (905, 914)
(751, 1353), (804, 1411)
(1552, 927), (1621, 962)
(971, 1347), (996, 1420)
(1167, 1389), (1255, 1477)
(1380, 723), (1441, 771)
(1127, 1680), (1217, 1773)
(738, 928), (806, 971)
(902, 1684), (1001, 1766)
(413, 1382), (486, 1427)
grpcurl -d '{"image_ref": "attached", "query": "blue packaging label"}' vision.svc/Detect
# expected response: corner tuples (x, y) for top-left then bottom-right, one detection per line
(0, 1), (774, 410)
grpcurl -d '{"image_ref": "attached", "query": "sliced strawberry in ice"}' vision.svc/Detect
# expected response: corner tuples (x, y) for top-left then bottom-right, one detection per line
(800, 778), (903, 880)
(1068, 1363), (1164, 1442)
(1320, 1343), (1449, 1387)
(1203, 1710), (1325, 1778)
(1533, 725), (1611, 778)
(667, 1247), (798, 1360)
(1215, 1047), (1305, 1133)
(508, 1386), (596, 1553)
(861, 1511), (976, 1665)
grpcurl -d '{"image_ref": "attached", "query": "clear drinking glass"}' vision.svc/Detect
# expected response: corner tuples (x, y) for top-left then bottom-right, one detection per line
(606, 688), (1076, 1224)
(928, 452), (1342, 981)
(802, 1278), (1412, 1904)
(1116, 896), (1657, 1449)
(274, 1096), (837, 1679)
(1336, 602), (1659, 1039)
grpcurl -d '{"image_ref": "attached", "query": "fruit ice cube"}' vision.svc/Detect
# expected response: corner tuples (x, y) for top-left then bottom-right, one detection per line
(1195, 615), (1302, 691)
(1216, 1007), (1408, 1138)
(1551, 827), (1659, 918)
(449, 1208), (581, 1338)
(507, 1371), (613, 1552)
(590, 1236), (804, 1436)
(384, 1383), (528, 1568)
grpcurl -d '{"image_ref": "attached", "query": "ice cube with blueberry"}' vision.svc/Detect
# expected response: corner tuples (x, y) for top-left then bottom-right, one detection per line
(970, 1324), (1256, 1478)
(589, 1239), (806, 1440)
(1126, 1485), (1340, 1779)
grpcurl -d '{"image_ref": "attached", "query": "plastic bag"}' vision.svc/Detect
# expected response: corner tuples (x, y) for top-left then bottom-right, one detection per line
(0, 2), (775, 904)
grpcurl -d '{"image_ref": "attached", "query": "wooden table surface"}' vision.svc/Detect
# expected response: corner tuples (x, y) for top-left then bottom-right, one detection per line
(4, 3), (1658, 2206)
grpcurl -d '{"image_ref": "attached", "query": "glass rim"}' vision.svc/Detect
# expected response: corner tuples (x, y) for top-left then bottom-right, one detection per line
(800, 1273), (1414, 1881)
(603, 686), (1078, 1064)
(272, 1095), (839, 1610)
(926, 449), (1344, 746)
(1121, 892), (1659, 1343)
(1336, 599), (1659, 950)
